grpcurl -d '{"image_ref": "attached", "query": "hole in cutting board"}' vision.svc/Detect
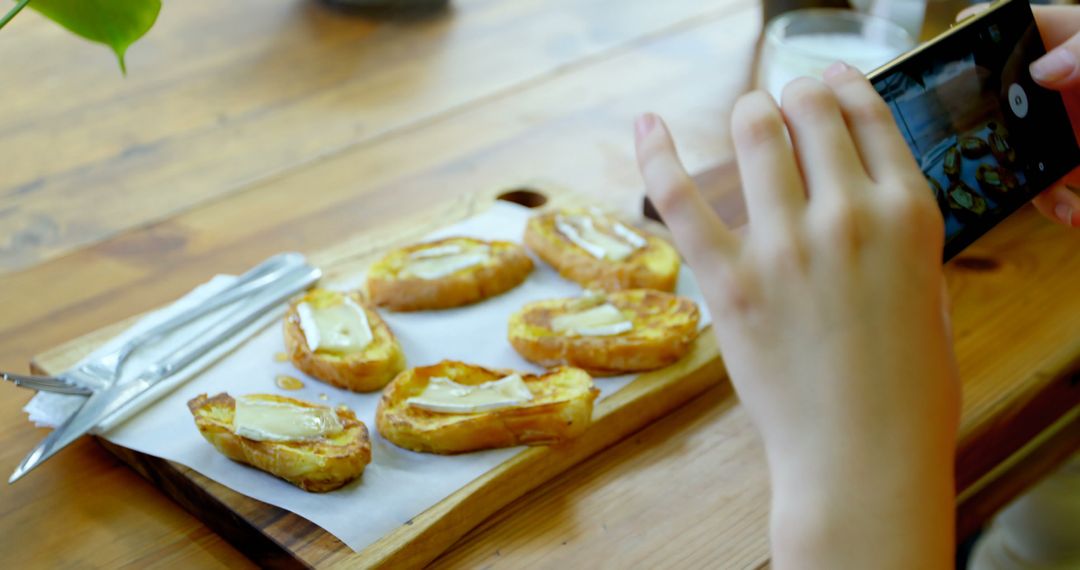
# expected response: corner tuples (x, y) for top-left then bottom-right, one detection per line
(497, 188), (548, 208)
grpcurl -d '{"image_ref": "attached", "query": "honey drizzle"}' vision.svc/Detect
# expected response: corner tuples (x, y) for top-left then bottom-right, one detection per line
(275, 375), (304, 390)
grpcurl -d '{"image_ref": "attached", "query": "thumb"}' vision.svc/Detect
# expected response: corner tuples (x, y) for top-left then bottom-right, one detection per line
(1031, 32), (1080, 88)
(1031, 178), (1080, 227)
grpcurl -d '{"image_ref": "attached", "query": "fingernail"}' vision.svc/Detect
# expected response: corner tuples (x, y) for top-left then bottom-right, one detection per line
(635, 113), (657, 140)
(1031, 48), (1078, 84)
(1054, 203), (1075, 226)
(823, 61), (850, 80)
(956, 3), (989, 23)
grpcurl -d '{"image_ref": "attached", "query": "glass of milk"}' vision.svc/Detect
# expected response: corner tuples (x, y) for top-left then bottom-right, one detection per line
(848, 0), (928, 40)
(760, 9), (915, 102)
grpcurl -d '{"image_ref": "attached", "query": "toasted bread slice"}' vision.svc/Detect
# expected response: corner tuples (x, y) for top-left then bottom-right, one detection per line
(376, 361), (599, 454)
(366, 237), (534, 311)
(283, 289), (406, 392)
(508, 289), (700, 375)
(524, 208), (679, 292)
(187, 393), (371, 492)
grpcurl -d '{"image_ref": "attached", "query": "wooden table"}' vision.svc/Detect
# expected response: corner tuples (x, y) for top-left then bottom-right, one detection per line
(1, 1), (1077, 567)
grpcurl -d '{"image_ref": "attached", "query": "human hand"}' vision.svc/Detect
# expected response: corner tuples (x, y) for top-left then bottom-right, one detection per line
(958, 3), (1080, 227)
(634, 64), (959, 567)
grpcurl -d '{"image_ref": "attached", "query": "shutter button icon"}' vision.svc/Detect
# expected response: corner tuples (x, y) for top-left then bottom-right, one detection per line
(1008, 83), (1029, 118)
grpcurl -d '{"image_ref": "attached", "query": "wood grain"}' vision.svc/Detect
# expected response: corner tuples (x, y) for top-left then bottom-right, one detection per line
(956, 406), (1080, 540)
(430, 383), (771, 569)
(0, 0), (752, 273)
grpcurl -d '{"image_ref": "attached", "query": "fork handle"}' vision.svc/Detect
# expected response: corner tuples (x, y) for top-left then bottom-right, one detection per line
(119, 253), (306, 355)
(151, 264), (321, 380)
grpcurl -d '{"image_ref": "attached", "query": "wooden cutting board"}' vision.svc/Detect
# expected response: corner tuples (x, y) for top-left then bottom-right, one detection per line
(29, 185), (728, 569)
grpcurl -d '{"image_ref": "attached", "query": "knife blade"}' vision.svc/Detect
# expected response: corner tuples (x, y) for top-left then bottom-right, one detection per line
(9, 262), (321, 484)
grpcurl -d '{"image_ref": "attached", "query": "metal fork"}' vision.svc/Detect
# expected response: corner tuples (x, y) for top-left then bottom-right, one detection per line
(1, 372), (92, 396)
(2, 252), (309, 395)
(75, 252), (305, 387)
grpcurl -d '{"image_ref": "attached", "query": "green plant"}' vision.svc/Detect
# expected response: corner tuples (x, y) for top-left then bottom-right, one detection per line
(1, 0), (161, 73)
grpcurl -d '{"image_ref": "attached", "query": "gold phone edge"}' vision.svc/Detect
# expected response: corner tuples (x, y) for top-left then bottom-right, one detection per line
(866, 0), (1019, 82)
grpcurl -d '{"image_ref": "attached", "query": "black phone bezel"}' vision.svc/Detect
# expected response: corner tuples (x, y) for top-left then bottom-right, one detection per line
(868, 0), (1079, 261)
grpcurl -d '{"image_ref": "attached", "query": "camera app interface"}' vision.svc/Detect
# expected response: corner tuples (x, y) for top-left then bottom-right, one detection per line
(871, 2), (1076, 257)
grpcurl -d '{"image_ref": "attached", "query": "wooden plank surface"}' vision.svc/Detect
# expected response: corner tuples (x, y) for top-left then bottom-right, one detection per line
(2, 0), (1079, 567)
(0, 0), (751, 273)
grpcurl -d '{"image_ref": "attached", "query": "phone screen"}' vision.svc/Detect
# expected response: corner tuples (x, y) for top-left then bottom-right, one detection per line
(870, 0), (1079, 260)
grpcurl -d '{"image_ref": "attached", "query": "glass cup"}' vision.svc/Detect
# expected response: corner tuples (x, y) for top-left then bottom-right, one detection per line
(853, 0), (976, 42)
(759, 9), (916, 101)
(849, 0), (928, 40)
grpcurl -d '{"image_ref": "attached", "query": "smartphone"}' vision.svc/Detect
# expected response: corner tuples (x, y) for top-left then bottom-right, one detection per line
(868, 0), (1079, 260)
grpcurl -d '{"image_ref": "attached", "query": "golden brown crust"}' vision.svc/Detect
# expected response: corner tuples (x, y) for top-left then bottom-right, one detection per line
(523, 209), (679, 292)
(283, 289), (406, 392)
(507, 289), (700, 376)
(366, 237), (534, 311)
(187, 393), (371, 492)
(375, 361), (599, 454)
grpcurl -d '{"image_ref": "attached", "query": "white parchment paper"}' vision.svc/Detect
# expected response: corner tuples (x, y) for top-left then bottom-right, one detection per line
(87, 202), (713, 552)
(25, 276), (282, 431)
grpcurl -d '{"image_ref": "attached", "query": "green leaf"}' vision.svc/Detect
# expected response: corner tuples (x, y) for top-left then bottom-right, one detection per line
(25, 0), (162, 73)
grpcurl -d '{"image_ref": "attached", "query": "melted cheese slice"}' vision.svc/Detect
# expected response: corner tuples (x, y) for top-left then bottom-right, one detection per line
(550, 303), (633, 336)
(297, 297), (373, 353)
(405, 243), (490, 279)
(233, 397), (343, 442)
(611, 221), (647, 248)
(555, 215), (644, 261)
(410, 243), (465, 259)
(406, 374), (533, 414)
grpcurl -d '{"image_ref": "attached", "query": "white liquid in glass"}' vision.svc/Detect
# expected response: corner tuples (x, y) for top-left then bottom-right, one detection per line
(849, 0), (928, 39)
(764, 33), (908, 101)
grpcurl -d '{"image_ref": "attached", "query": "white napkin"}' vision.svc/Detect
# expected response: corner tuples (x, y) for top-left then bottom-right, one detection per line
(24, 275), (292, 433)
(27, 202), (713, 553)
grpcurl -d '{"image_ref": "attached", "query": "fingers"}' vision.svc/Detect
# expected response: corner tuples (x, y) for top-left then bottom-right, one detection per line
(1033, 6), (1080, 48)
(1031, 32), (1080, 88)
(821, 62), (921, 188)
(779, 77), (868, 206)
(1031, 8), (1080, 89)
(730, 91), (807, 235)
(634, 113), (738, 264)
(1031, 182), (1080, 227)
(955, 3), (988, 23)
(963, 6), (1080, 89)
